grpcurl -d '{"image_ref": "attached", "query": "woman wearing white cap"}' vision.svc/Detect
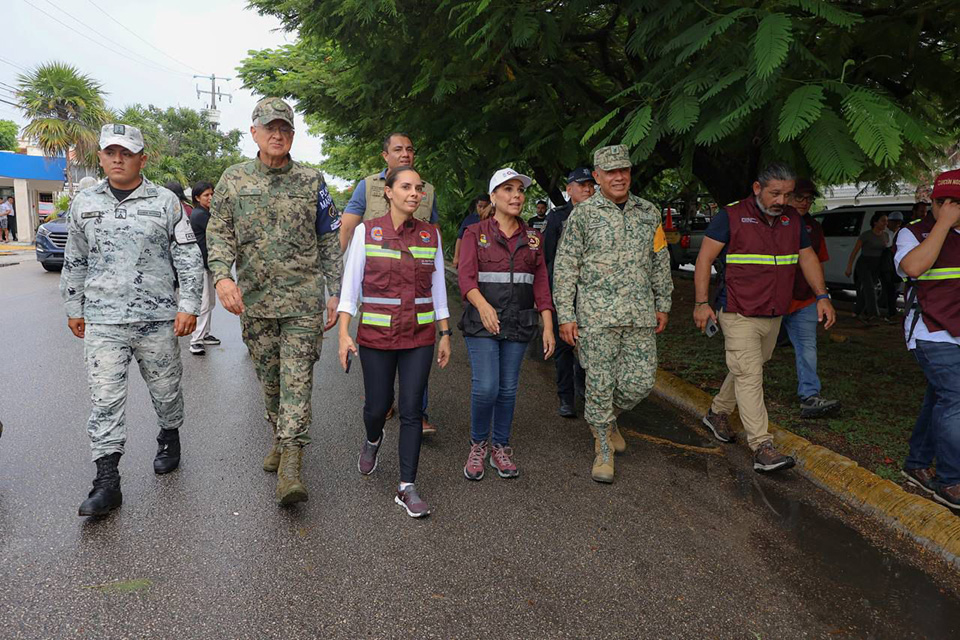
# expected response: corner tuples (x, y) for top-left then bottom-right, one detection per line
(457, 168), (556, 480)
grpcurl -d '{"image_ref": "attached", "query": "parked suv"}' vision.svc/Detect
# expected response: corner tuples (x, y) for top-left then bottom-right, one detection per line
(812, 203), (914, 290)
(35, 216), (68, 271)
(666, 212), (713, 269)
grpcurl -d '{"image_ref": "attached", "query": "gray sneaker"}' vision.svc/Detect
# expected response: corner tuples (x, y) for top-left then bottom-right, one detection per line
(800, 394), (840, 418)
(357, 435), (383, 475)
(702, 409), (735, 443)
(395, 485), (431, 518)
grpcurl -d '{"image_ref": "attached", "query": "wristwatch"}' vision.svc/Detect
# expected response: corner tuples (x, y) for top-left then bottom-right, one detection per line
(438, 329), (453, 337)
(815, 293), (831, 301)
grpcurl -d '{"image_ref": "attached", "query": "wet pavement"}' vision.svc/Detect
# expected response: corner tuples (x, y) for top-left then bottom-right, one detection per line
(1, 260), (958, 639)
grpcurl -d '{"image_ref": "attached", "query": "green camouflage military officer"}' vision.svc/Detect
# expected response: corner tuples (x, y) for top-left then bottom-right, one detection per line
(206, 97), (343, 506)
(553, 144), (673, 483)
(61, 123), (204, 517)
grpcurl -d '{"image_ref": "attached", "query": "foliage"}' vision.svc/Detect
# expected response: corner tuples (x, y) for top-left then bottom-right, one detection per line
(54, 194), (71, 214)
(238, 0), (960, 231)
(0, 120), (18, 151)
(113, 105), (245, 187)
(15, 62), (109, 186)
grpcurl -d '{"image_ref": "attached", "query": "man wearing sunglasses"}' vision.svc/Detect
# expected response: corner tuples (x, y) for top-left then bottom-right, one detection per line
(783, 178), (839, 418)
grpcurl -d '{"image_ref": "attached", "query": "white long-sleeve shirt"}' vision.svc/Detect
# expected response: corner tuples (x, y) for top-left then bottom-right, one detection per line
(337, 222), (450, 320)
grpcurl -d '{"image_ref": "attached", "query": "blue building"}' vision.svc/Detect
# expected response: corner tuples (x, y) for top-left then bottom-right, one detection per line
(0, 152), (67, 243)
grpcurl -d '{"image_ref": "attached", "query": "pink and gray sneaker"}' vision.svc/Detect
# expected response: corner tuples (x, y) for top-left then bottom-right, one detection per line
(489, 444), (519, 479)
(395, 485), (431, 518)
(463, 441), (488, 481)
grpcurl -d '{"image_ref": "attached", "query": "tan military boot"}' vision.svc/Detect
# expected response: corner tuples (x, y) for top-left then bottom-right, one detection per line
(609, 424), (627, 454)
(591, 426), (615, 483)
(276, 446), (309, 505)
(262, 439), (282, 472)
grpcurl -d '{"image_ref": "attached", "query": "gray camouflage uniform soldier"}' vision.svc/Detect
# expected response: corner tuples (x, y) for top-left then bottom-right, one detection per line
(61, 123), (203, 517)
(553, 144), (673, 483)
(207, 97), (342, 506)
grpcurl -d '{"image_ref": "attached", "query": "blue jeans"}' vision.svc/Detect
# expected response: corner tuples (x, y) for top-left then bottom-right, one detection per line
(782, 303), (821, 400)
(905, 340), (960, 486)
(464, 337), (528, 446)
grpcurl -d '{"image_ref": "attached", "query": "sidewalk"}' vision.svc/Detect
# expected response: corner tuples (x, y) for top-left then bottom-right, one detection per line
(0, 242), (33, 267)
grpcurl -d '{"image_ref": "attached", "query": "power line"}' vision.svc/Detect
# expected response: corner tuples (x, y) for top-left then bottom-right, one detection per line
(84, 0), (205, 75)
(0, 56), (28, 72)
(18, 0), (192, 78)
(41, 0), (194, 78)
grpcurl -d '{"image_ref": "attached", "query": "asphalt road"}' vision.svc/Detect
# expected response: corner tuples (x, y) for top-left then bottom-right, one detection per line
(1, 258), (959, 639)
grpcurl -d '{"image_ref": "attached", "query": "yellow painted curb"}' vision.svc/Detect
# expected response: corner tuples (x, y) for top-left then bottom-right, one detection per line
(652, 369), (960, 569)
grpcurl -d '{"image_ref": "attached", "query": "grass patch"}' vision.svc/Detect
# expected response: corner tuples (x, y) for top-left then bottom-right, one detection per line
(660, 276), (924, 486)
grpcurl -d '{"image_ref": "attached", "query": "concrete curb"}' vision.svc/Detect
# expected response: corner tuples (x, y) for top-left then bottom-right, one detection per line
(652, 368), (960, 570)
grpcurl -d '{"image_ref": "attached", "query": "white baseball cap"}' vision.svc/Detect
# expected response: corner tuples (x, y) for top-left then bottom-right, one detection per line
(99, 123), (144, 153)
(489, 168), (532, 194)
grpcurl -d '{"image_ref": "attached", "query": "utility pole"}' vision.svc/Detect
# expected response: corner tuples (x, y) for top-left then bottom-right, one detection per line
(194, 74), (232, 128)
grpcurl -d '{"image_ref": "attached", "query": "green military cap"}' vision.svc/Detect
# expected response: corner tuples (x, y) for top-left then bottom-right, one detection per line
(594, 144), (631, 171)
(252, 97), (295, 128)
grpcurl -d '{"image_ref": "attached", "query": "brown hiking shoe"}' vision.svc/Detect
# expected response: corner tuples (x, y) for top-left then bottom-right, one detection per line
(262, 440), (282, 473)
(591, 426), (615, 483)
(702, 409), (735, 443)
(934, 483), (960, 511)
(902, 467), (937, 495)
(753, 441), (795, 473)
(276, 447), (308, 505)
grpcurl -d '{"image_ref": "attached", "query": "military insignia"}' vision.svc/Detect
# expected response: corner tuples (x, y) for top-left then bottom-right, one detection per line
(478, 233), (489, 247)
(371, 226), (383, 241)
(526, 231), (541, 250)
(419, 230), (431, 243)
(113, 124), (125, 135)
(653, 224), (667, 253)
(781, 215), (790, 226)
(80, 211), (102, 219)
(115, 208), (127, 219)
(139, 210), (161, 218)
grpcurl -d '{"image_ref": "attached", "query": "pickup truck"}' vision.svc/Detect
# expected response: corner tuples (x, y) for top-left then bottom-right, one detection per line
(666, 213), (712, 269)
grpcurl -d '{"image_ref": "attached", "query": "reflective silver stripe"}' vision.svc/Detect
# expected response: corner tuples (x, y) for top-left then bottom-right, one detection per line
(477, 271), (535, 284)
(415, 297), (433, 304)
(361, 296), (401, 306)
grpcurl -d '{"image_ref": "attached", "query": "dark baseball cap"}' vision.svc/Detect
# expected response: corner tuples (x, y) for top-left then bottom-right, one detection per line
(794, 178), (820, 197)
(565, 167), (595, 184)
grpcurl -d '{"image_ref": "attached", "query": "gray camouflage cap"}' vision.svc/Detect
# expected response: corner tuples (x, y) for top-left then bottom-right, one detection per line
(252, 97), (295, 128)
(594, 144), (631, 171)
(99, 123), (144, 153)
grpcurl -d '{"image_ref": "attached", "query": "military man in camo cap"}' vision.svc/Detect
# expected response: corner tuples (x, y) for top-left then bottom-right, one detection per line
(61, 123), (204, 517)
(207, 97), (343, 506)
(553, 144), (673, 483)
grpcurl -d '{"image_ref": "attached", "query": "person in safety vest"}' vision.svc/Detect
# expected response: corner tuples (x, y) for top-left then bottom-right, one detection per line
(895, 168), (960, 510)
(337, 166), (451, 518)
(339, 131), (441, 435)
(458, 168), (556, 481)
(694, 164), (836, 473)
(554, 145), (673, 484)
(782, 178), (840, 418)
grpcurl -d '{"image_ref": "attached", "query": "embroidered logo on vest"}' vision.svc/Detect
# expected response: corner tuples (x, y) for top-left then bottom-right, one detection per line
(781, 215), (790, 226)
(741, 217), (758, 224)
(479, 233), (489, 247)
(371, 226), (383, 241)
(419, 230), (431, 243)
(526, 231), (541, 250)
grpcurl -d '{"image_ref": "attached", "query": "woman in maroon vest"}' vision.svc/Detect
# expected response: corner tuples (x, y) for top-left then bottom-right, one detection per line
(337, 166), (452, 518)
(458, 168), (556, 481)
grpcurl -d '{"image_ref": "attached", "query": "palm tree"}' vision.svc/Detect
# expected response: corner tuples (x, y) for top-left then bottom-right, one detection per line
(16, 62), (109, 192)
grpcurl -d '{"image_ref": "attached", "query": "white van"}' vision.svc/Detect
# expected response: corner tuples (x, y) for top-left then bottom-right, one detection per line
(812, 204), (915, 290)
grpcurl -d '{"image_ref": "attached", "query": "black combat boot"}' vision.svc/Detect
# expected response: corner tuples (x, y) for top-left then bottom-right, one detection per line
(78, 452), (122, 517)
(153, 428), (181, 475)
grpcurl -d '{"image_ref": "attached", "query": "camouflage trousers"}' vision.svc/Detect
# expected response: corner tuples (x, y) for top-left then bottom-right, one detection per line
(84, 321), (184, 461)
(578, 326), (657, 431)
(241, 314), (323, 448)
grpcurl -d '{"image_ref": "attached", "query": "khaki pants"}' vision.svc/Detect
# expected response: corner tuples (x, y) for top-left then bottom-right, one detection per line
(711, 311), (781, 451)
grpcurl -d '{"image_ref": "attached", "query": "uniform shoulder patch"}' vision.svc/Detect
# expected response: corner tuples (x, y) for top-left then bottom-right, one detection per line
(174, 214), (197, 245)
(653, 224), (667, 253)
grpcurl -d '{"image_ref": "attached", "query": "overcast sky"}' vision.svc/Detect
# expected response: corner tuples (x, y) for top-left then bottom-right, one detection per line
(2, 0), (328, 168)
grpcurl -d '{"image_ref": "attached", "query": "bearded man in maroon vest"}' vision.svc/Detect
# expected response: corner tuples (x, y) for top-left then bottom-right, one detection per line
(895, 168), (960, 510)
(693, 164), (836, 473)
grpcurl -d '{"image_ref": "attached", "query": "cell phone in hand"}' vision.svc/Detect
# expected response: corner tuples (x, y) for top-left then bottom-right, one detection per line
(345, 351), (352, 374)
(704, 317), (719, 338)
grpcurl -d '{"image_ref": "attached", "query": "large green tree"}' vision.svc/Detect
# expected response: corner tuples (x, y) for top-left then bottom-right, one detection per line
(0, 120), (18, 151)
(239, 0), (959, 223)
(16, 62), (109, 191)
(114, 105), (245, 187)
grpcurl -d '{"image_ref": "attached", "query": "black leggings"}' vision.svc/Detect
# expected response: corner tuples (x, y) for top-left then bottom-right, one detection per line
(359, 344), (433, 483)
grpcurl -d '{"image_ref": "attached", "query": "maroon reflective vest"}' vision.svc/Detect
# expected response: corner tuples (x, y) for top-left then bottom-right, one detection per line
(356, 214), (439, 350)
(906, 215), (960, 337)
(724, 198), (802, 317)
(792, 213), (825, 301)
(459, 217), (541, 342)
